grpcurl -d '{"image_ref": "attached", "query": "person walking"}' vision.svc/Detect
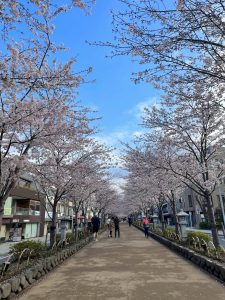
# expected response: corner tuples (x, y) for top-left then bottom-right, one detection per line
(91, 213), (100, 241)
(113, 216), (120, 238)
(106, 217), (113, 238)
(128, 216), (132, 227)
(143, 216), (149, 238)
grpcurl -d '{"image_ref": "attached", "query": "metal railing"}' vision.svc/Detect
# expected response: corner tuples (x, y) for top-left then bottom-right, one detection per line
(14, 208), (40, 216)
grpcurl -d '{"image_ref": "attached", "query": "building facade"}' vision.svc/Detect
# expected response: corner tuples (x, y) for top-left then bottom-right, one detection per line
(0, 177), (45, 241)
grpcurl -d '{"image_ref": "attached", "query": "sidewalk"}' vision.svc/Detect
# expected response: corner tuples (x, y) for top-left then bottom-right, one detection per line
(18, 224), (225, 300)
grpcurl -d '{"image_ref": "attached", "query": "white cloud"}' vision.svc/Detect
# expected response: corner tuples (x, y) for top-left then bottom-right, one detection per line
(129, 96), (160, 119)
(95, 130), (130, 148)
(111, 177), (126, 195)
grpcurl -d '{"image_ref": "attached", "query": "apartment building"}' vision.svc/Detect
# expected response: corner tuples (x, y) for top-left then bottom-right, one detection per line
(0, 176), (45, 241)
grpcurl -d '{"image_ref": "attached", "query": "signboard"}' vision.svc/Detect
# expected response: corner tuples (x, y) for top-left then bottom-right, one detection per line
(45, 212), (53, 219)
(4, 208), (12, 215)
(12, 219), (19, 223)
(4, 197), (12, 216)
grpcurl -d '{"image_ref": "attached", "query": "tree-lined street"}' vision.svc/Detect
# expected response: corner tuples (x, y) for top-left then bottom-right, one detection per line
(2, 1), (225, 298)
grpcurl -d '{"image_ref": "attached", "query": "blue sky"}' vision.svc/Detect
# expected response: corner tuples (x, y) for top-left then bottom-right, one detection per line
(53, 0), (160, 150)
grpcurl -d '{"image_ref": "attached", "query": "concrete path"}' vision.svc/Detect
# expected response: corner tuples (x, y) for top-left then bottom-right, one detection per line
(19, 224), (225, 300)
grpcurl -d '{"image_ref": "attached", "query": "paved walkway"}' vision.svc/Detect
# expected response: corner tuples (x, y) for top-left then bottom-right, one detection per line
(18, 224), (225, 300)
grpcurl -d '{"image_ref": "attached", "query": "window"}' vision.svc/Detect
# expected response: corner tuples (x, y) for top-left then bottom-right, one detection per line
(188, 195), (193, 207)
(162, 204), (168, 214)
(18, 178), (32, 189)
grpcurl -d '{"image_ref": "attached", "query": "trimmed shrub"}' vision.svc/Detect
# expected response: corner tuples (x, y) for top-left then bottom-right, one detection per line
(199, 221), (211, 230)
(149, 224), (154, 230)
(56, 234), (61, 243)
(66, 232), (75, 244)
(163, 228), (175, 238)
(187, 231), (211, 246)
(9, 240), (45, 259)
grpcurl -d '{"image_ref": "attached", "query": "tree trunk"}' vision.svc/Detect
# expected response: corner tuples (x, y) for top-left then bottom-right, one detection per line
(161, 213), (165, 234)
(158, 207), (165, 234)
(170, 191), (179, 235)
(74, 210), (78, 242)
(0, 198), (3, 226)
(171, 202), (179, 235)
(50, 204), (57, 248)
(206, 194), (220, 248)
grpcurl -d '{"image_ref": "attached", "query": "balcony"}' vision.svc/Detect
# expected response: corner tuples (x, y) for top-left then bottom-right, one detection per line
(14, 208), (40, 216)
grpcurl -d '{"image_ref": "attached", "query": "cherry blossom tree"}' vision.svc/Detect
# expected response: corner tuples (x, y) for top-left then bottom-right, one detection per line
(34, 146), (111, 245)
(0, 1), (94, 219)
(68, 162), (114, 241)
(140, 82), (225, 247)
(30, 107), (114, 246)
(105, 0), (225, 86)
(122, 142), (184, 234)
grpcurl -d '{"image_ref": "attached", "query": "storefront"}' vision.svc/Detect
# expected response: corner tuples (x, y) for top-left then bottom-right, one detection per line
(2, 218), (40, 241)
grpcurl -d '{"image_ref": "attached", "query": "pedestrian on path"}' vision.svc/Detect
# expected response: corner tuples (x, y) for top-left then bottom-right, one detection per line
(91, 213), (100, 241)
(106, 217), (113, 238)
(128, 216), (132, 227)
(143, 216), (149, 238)
(113, 216), (120, 238)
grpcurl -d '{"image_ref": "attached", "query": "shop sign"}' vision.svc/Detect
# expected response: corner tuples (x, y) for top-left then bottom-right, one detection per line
(12, 219), (19, 223)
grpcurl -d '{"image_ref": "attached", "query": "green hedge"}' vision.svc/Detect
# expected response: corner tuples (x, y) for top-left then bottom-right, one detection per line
(199, 221), (211, 230)
(163, 228), (175, 238)
(66, 232), (75, 244)
(187, 231), (211, 246)
(56, 233), (61, 243)
(149, 224), (154, 230)
(9, 240), (46, 259)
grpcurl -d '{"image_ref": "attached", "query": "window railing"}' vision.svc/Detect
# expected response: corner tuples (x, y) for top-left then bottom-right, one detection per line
(14, 208), (40, 216)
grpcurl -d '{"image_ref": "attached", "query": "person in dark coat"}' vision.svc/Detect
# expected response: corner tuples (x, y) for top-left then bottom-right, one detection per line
(128, 216), (132, 227)
(113, 216), (120, 238)
(91, 213), (100, 241)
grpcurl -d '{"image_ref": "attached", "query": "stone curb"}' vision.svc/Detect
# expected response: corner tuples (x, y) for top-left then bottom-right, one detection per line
(133, 224), (225, 283)
(0, 236), (94, 299)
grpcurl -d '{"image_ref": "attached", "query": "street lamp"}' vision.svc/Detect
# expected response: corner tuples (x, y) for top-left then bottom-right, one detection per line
(176, 210), (189, 240)
(152, 213), (158, 228)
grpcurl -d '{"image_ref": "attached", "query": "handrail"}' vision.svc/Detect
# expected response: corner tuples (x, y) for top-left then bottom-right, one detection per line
(1, 253), (15, 277)
(16, 248), (30, 271)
